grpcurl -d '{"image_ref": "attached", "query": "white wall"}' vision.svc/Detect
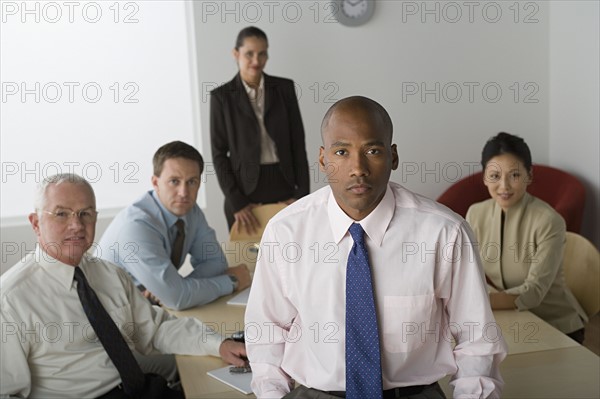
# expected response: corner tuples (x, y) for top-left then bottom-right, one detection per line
(193, 0), (553, 242)
(1, 0), (204, 271)
(0, 1), (201, 219)
(549, 1), (600, 247)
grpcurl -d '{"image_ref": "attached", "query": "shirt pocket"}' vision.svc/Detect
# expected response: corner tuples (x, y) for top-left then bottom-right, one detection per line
(382, 294), (434, 353)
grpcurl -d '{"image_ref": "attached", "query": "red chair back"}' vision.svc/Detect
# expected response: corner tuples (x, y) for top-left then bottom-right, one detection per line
(437, 164), (586, 233)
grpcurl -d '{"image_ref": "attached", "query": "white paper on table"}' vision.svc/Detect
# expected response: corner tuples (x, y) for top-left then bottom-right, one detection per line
(207, 365), (253, 394)
(227, 287), (250, 306)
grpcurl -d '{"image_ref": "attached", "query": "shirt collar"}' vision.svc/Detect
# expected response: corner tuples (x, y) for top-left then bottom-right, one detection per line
(150, 190), (186, 229)
(327, 184), (395, 246)
(36, 245), (79, 291)
(241, 75), (264, 96)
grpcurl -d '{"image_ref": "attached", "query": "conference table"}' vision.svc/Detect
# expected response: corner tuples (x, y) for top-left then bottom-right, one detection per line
(169, 242), (600, 398)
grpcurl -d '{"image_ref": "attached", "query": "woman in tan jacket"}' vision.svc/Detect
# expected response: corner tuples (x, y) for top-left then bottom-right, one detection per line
(466, 132), (586, 343)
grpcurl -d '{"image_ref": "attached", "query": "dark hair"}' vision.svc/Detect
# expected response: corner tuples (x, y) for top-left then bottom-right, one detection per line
(321, 96), (393, 143)
(481, 132), (532, 172)
(235, 26), (268, 50)
(153, 141), (204, 176)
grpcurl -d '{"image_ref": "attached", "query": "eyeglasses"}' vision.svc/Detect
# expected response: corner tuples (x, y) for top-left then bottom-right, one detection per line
(41, 208), (98, 224)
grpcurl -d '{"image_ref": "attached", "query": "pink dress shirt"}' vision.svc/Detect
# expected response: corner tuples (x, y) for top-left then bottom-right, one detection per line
(245, 183), (507, 398)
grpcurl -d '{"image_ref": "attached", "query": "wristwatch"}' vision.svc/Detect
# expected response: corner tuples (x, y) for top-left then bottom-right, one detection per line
(228, 275), (239, 291)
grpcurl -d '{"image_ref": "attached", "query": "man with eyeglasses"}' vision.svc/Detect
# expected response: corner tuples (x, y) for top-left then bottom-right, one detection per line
(0, 173), (247, 398)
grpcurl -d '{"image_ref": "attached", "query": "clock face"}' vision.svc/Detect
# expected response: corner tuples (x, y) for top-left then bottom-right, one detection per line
(334, 0), (375, 27)
(342, 0), (369, 18)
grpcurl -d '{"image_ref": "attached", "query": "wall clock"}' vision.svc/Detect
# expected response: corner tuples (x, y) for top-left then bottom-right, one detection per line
(333, 0), (375, 27)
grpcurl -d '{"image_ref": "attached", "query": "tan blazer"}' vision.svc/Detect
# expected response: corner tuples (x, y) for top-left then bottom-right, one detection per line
(466, 193), (586, 334)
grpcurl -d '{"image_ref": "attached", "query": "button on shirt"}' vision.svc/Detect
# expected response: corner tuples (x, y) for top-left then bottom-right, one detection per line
(242, 75), (279, 165)
(0, 248), (222, 398)
(97, 190), (232, 310)
(245, 183), (507, 398)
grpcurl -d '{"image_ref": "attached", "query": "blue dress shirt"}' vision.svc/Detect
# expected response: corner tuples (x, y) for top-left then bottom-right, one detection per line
(97, 191), (232, 310)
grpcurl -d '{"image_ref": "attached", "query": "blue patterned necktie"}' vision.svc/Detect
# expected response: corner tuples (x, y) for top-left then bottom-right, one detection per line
(346, 223), (383, 399)
(74, 267), (145, 395)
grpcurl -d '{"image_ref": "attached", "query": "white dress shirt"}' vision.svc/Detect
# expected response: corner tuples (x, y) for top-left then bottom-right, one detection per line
(0, 248), (222, 398)
(245, 183), (507, 398)
(242, 75), (279, 164)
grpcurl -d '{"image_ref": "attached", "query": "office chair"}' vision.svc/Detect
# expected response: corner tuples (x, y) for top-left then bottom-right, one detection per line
(563, 232), (600, 319)
(229, 203), (287, 242)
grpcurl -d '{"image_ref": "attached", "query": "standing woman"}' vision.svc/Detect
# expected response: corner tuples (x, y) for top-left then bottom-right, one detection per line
(210, 26), (309, 232)
(466, 132), (587, 342)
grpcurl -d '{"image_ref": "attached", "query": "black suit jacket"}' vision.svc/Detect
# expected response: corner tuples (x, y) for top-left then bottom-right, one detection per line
(210, 73), (310, 211)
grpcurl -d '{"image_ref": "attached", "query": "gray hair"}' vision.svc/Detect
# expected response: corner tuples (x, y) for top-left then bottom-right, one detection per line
(34, 173), (96, 213)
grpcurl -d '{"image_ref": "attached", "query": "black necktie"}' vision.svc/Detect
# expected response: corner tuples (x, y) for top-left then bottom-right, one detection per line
(73, 267), (145, 395)
(346, 223), (383, 398)
(171, 219), (185, 269)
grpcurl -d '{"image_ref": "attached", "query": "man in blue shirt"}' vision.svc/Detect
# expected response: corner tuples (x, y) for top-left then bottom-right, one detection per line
(98, 141), (251, 310)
